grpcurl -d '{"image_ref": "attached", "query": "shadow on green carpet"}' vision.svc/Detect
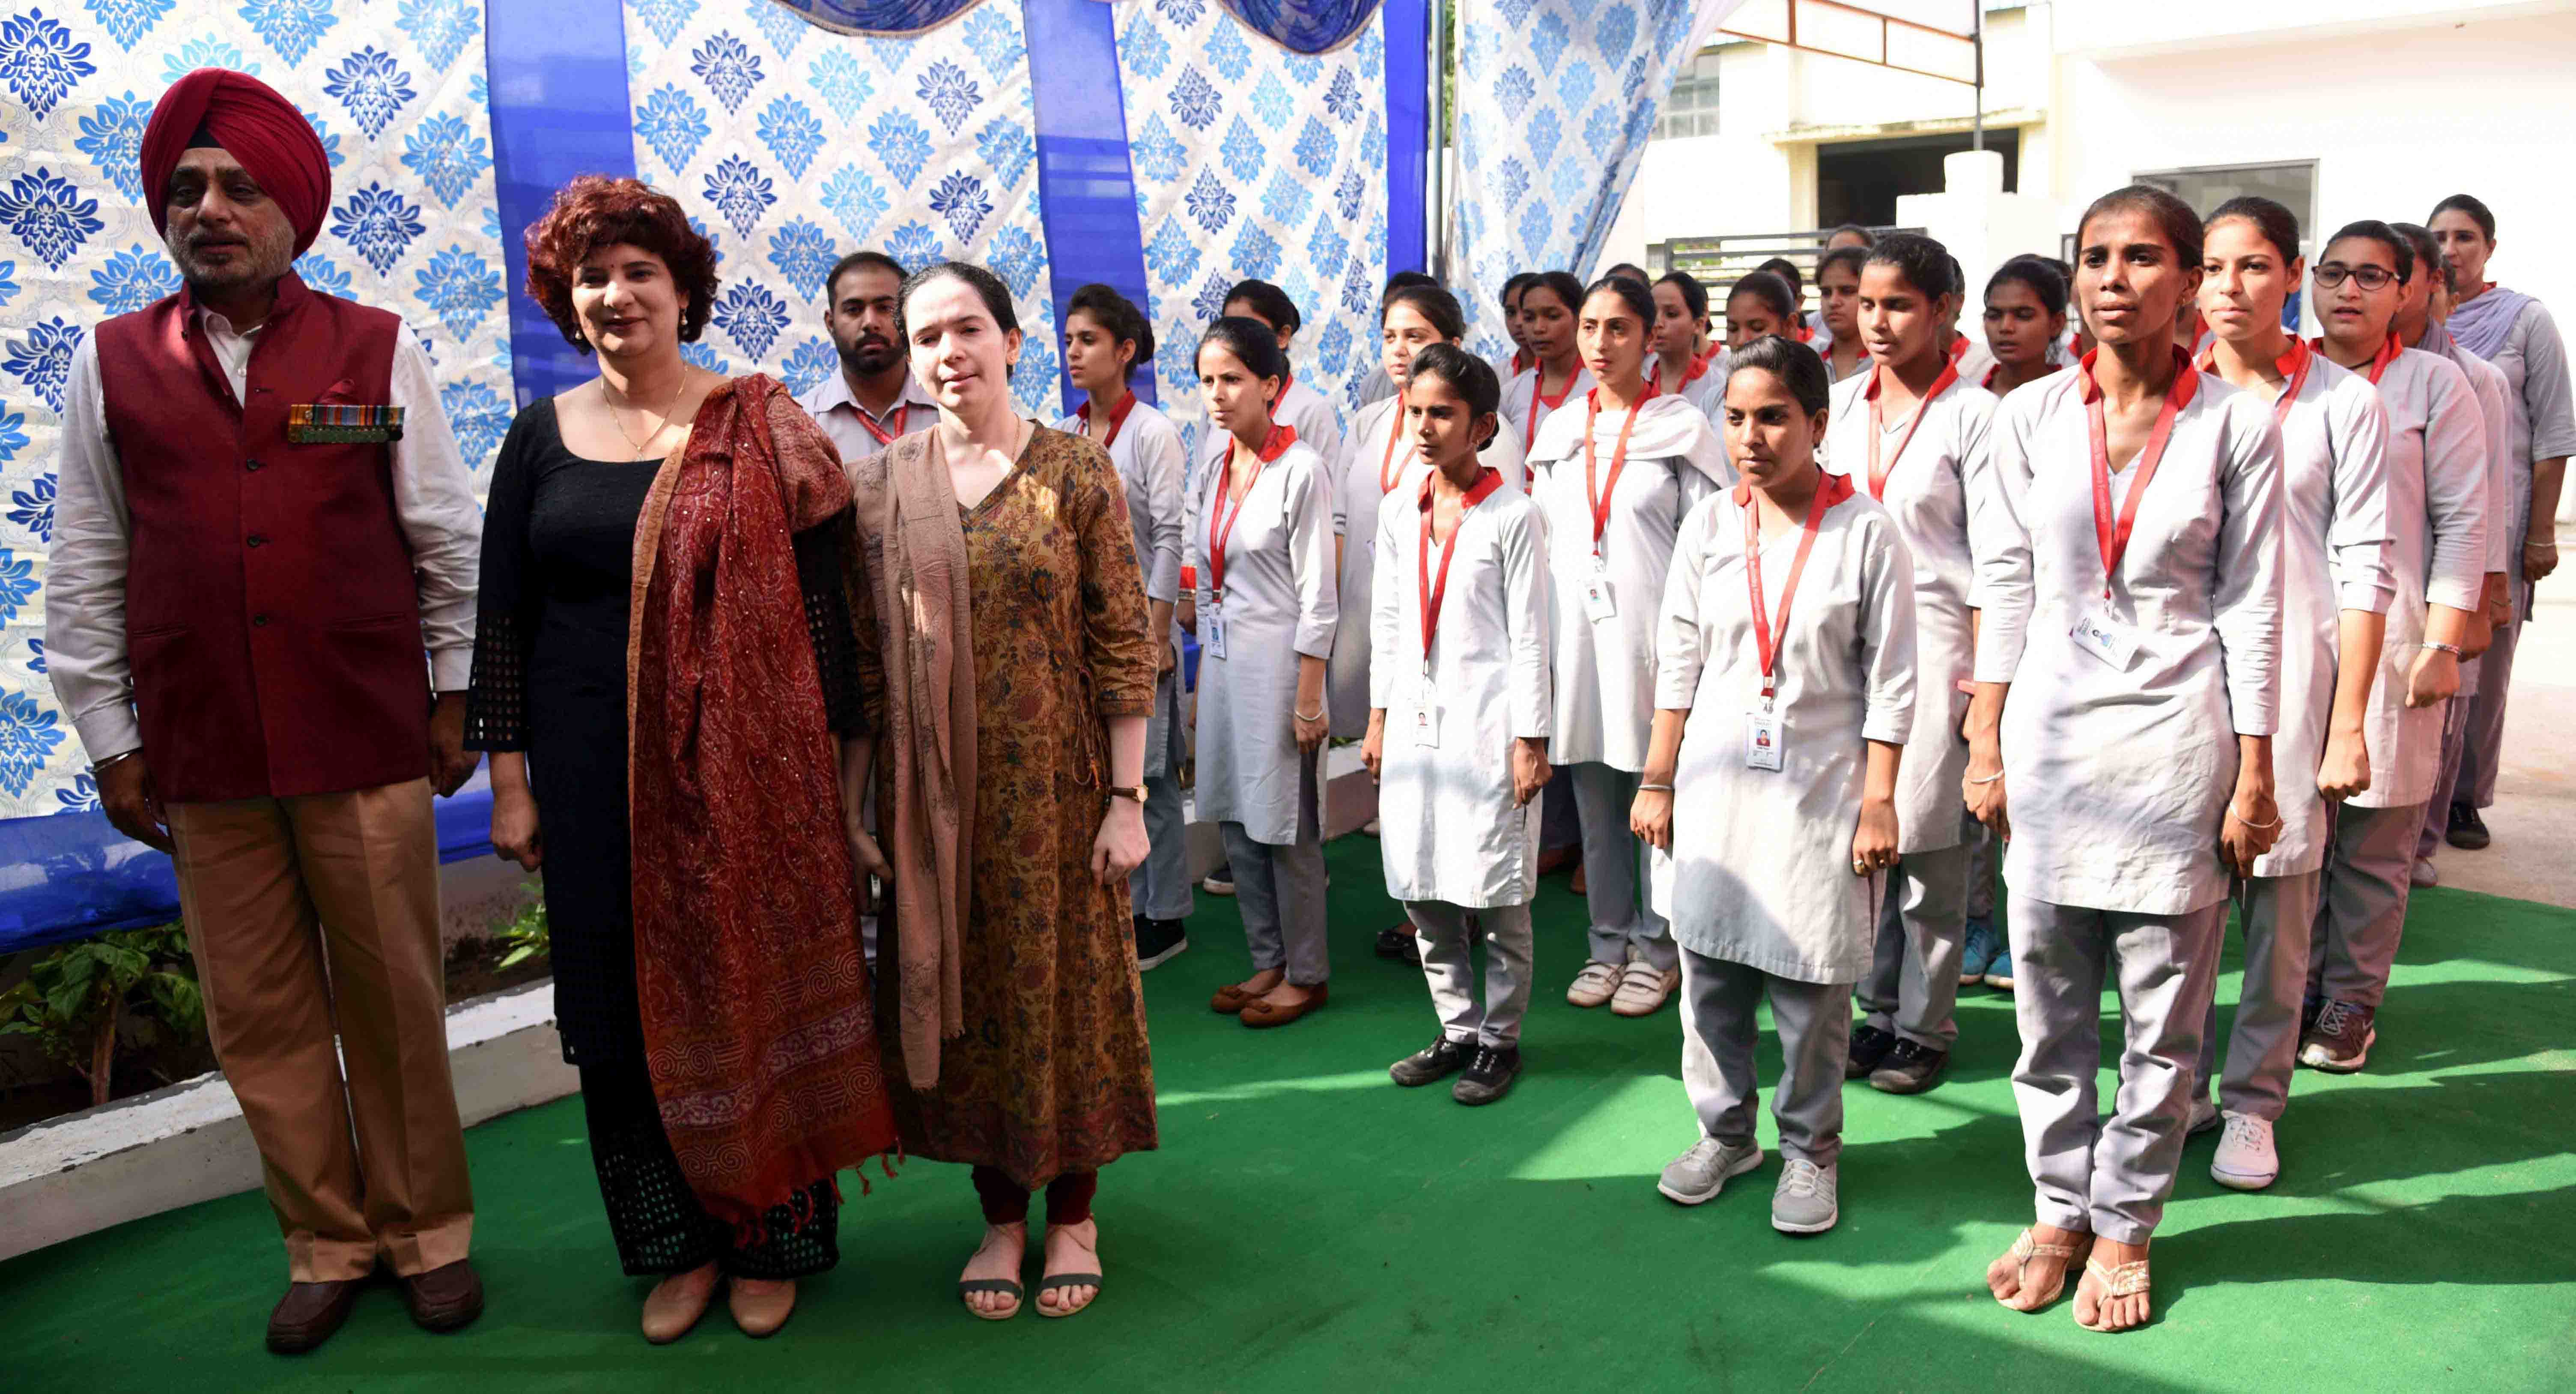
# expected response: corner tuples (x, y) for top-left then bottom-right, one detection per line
(5, 849), (2573, 1394)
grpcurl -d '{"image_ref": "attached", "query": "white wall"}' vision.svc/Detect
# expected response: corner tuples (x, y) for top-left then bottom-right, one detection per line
(2047, 6), (2576, 321)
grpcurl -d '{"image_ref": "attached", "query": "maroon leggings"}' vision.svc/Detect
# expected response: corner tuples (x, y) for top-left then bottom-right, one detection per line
(971, 1167), (1097, 1226)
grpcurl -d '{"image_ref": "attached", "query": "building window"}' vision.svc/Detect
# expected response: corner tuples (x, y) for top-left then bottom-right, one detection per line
(2131, 161), (2318, 244)
(1658, 52), (1720, 140)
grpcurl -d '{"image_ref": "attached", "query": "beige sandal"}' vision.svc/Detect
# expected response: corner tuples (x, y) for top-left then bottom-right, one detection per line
(1994, 1228), (2086, 1312)
(2076, 1254), (2151, 1332)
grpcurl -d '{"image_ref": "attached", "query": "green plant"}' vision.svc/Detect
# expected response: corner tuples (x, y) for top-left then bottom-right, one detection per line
(0, 923), (203, 1109)
(495, 886), (549, 970)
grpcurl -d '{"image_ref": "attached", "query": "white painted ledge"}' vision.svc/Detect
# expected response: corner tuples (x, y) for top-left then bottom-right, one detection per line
(0, 981), (577, 1264)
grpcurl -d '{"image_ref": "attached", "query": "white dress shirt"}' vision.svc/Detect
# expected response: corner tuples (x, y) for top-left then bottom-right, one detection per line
(796, 366), (941, 466)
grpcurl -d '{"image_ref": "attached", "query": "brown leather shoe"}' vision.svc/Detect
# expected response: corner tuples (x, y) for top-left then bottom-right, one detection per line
(1240, 982), (1328, 1029)
(267, 1278), (366, 1354)
(1210, 982), (1258, 1013)
(1569, 864), (1588, 896)
(400, 1259), (485, 1333)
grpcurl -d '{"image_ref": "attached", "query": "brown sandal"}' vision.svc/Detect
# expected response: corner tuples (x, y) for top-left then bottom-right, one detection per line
(1240, 982), (1328, 1028)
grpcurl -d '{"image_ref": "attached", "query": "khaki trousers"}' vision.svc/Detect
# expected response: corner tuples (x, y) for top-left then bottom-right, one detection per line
(167, 776), (474, 1282)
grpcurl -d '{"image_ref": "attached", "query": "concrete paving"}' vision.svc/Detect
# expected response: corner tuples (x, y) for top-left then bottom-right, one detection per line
(2427, 591), (2576, 907)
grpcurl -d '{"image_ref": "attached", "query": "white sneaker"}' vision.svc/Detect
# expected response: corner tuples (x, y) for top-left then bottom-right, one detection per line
(2210, 1110), (2280, 1190)
(1610, 961), (1679, 1017)
(2188, 1095), (2221, 1136)
(1565, 960), (1622, 1008)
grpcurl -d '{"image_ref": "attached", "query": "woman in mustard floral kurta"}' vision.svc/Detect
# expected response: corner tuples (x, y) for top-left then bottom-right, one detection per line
(846, 264), (1159, 1322)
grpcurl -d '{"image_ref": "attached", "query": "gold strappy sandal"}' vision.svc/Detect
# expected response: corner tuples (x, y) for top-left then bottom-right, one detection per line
(1995, 1227), (2085, 1312)
(2077, 1254), (2151, 1332)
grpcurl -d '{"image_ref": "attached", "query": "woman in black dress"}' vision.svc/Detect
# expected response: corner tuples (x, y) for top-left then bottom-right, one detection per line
(465, 177), (891, 1343)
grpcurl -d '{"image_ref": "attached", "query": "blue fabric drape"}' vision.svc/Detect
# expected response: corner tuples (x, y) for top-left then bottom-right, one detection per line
(1024, 0), (1158, 414)
(1216, 0), (1384, 54)
(1381, 0), (1426, 273)
(770, 0), (991, 36)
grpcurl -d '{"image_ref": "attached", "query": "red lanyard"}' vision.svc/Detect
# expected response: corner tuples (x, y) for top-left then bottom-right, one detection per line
(1417, 468), (1505, 674)
(1583, 384), (1655, 556)
(2196, 337), (2311, 426)
(1647, 355), (1707, 397)
(853, 397), (915, 448)
(1945, 337), (1971, 364)
(1742, 471), (1852, 701)
(1378, 387), (1413, 493)
(1864, 360), (1958, 500)
(2313, 332), (2401, 385)
(1207, 423), (1296, 598)
(2082, 346), (2200, 601)
(1080, 392), (1137, 449)
(1525, 367), (1576, 453)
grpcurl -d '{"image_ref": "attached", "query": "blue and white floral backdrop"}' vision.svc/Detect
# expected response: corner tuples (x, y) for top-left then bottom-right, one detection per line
(1113, 0), (1389, 470)
(622, 0), (1062, 415)
(0, 0), (511, 820)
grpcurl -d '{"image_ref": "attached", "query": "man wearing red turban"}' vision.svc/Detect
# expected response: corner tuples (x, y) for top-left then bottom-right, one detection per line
(45, 69), (489, 1353)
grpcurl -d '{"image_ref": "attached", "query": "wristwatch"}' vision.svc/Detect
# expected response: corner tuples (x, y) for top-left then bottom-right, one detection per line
(1106, 785), (1147, 803)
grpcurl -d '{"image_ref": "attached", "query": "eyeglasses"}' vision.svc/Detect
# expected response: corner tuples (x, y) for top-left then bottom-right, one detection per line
(2314, 263), (2399, 291)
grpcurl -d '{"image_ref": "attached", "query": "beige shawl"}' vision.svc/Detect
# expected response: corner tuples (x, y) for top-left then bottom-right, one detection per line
(850, 430), (974, 1090)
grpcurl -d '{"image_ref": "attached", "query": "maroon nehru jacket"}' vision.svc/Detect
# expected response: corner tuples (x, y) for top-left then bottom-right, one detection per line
(91, 271), (431, 803)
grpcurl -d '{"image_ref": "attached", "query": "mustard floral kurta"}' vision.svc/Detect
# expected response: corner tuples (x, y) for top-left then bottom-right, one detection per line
(854, 424), (1161, 1189)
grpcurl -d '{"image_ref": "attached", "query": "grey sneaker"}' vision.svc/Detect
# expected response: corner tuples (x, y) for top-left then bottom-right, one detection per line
(1771, 1158), (1839, 1234)
(2188, 1095), (2221, 1136)
(1656, 1136), (1764, 1206)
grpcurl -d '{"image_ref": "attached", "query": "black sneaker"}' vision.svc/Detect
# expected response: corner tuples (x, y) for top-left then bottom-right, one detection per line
(1389, 1036), (1473, 1087)
(1452, 1045), (1522, 1105)
(2445, 803), (2491, 851)
(1868, 1039), (1949, 1095)
(1133, 915), (1188, 971)
(1846, 1024), (1898, 1079)
(1375, 923), (1422, 964)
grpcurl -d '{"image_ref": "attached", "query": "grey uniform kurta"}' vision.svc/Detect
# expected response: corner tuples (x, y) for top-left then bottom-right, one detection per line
(1500, 364), (1595, 464)
(2420, 334), (2513, 860)
(2198, 350), (2393, 1122)
(2346, 347), (2487, 814)
(1651, 482), (1919, 984)
(1975, 359), (2284, 1246)
(1061, 399), (1192, 922)
(1327, 391), (1530, 737)
(1972, 365), (2285, 916)
(1186, 378), (1346, 548)
(1369, 482), (1554, 907)
(1192, 437), (1339, 845)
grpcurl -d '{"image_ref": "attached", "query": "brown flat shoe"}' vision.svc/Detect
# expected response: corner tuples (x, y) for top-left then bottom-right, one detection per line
(400, 1259), (484, 1333)
(641, 1266), (721, 1344)
(1240, 983), (1328, 1029)
(729, 1278), (797, 1339)
(1210, 982), (1259, 1013)
(267, 1278), (366, 1355)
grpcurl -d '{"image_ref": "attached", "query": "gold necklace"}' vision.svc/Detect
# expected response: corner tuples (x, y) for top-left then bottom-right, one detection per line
(603, 372), (685, 458)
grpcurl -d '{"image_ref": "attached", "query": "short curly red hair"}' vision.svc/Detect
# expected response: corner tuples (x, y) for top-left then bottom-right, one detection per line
(522, 175), (719, 352)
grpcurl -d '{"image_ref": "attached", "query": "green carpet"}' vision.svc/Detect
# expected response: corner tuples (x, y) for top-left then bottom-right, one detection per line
(8, 839), (2574, 1393)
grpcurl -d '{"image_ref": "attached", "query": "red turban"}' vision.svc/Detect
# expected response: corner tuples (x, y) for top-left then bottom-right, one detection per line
(140, 69), (332, 257)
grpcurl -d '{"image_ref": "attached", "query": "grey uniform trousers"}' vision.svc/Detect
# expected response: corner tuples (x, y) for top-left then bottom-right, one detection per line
(1857, 841), (1970, 1048)
(2196, 870), (2320, 1121)
(1220, 749), (1328, 987)
(1132, 672), (1195, 922)
(2309, 800), (2420, 1010)
(1409, 901), (1537, 1048)
(1568, 762), (1675, 971)
(2006, 895), (2224, 1246)
(2454, 616), (2519, 810)
(1678, 947), (1850, 1166)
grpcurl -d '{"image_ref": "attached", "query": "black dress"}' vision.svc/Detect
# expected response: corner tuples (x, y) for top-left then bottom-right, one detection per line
(464, 395), (864, 1278)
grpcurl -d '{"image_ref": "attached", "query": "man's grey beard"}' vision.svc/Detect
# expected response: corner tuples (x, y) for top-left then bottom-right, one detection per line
(169, 233), (294, 299)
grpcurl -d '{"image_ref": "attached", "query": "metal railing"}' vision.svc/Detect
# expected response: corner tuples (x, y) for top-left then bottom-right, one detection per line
(1647, 227), (1923, 310)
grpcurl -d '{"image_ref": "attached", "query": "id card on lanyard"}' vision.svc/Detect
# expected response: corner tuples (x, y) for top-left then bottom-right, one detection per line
(1741, 474), (1845, 770)
(1205, 424), (1295, 661)
(2073, 347), (2198, 670)
(1580, 386), (1652, 623)
(1415, 467), (1505, 746)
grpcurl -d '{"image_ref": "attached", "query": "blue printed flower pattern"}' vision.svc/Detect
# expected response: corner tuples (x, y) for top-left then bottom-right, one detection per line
(808, 48), (870, 120)
(8, 471), (52, 543)
(73, 91), (150, 203)
(323, 46), (416, 141)
(57, 770), (98, 812)
(83, 0), (171, 51)
(866, 108), (931, 189)
(0, 9), (95, 120)
(1183, 167), (1234, 236)
(764, 217), (835, 301)
(885, 219), (941, 271)
(439, 379), (509, 468)
(701, 154), (775, 238)
(294, 251), (353, 299)
(633, 0), (698, 46)
(635, 85), (712, 175)
(86, 242), (176, 314)
(817, 164), (890, 242)
(329, 182), (426, 275)
(396, 0), (477, 72)
(779, 335), (835, 397)
(927, 170), (990, 244)
(0, 688), (66, 797)
(915, 58), (979, 135)
(1169, 66), (1219, 131)
(159, 34), (253, 85)
(710, 281), (788, 360)
(238, 0), (337, 66)
(690, 31), (762, 115)
(402, 112), (492, 209)
(756, 94), (825, 180)
(0, 168), (102, 272)
(413, 245), (501, 338)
